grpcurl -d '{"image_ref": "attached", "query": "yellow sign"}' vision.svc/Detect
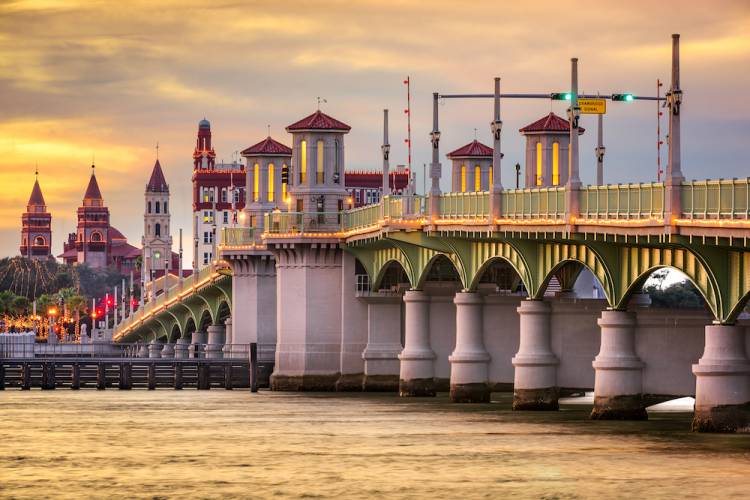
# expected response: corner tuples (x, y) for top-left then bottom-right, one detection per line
(578, 98), (606, 114)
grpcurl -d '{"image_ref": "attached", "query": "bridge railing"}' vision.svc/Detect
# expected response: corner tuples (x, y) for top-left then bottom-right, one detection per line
(342, 203), (381, 231)
(436, 192), (489, 219)
(681, 178), (750, 219)
(220, 227), (256, 246)
(579, 182), (665, 220)
(264, 211), (344, 234)
(500, 187), (567, 220)
(0, 342), (254, 360)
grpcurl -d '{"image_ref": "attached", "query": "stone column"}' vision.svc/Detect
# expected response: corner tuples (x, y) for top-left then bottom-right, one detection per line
(512, 300), (559, 410)
(174, 337), (189, 359)
(449, 292), (490, 403)
(362, 296), (403, 391)
(161, 343), (175, 359)
(137, 343), (149, 358)
(148, 341), (163, 359)
(399, 290), (436, 396)
(591, 310), (646, 420)
(189, 330), (207, 359)
(692, 324), (750, 432)
(206, 324), (226, 359)
(222, 317), (233, 357)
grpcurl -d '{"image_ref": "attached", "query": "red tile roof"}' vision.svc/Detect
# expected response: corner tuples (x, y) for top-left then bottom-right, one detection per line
(146, 159), (169, 192)
(447, 140), (494, 159)
(110, 241), (140, 259)
(27, 179), (46, 207)
(286, 110), (351, 132)
(519, 112), (585, 133)
(84, 170), (103, 200)
(241, 136), (292, 156)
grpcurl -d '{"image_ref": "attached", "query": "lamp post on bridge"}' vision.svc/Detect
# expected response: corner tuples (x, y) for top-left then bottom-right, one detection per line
(566, 57), (582, 222)
(489, 77), (503, 222)
(665, 33), (684, 225)
(428, 92), (441, 219)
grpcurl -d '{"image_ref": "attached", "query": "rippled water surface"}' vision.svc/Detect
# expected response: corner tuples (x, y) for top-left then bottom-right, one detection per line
(1, 390), (749, 499)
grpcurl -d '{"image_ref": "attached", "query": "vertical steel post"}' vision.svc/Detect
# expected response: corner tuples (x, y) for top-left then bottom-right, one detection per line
(596, 112), (605, 185)
(566, 58), (582, 222)
(429, 93), (441, 218)
(250, 342), (258, 393)
(666, 34), (684, 224)
(382, 109), (390, 196)
(490, 77), (503, 222)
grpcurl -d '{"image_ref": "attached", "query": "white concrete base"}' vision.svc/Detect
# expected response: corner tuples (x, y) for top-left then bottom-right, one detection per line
(591, 310), (647, 420)
(174, 338), (189, 359)
(512, 300), (559, 410)
(362, 296), (402, 391)
(160, 343), (175, 359)
(449, 292), (490, 403)
(206, 324), (225, 359)
(399, 290), (436, 396)
(692, 324), (750, 432)
(147, 342), (162, 359)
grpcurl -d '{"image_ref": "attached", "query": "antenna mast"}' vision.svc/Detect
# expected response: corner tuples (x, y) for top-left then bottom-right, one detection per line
(657, 78), (664, 182)
(404, 76), (412, 174)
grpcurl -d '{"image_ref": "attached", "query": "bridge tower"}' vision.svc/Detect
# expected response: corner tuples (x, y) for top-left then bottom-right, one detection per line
(447, 140), (493, 192)
(519, 113), (582, 188)
(240, 136), (292, 230)
(142, 158), (172, 281)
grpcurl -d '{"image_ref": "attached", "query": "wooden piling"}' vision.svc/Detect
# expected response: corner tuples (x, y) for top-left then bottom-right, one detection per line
(119, 363), (132, 390)
(224, 364), (233, 390)
(21, 363), (31, 390)
(197, 363), (210, 390)
(174, 363), (183, 390)
(96, 362), (106, 390)
(147, 363), (156, 390)
(0, 364), (5, 390)
(42, 363), (56, 390)
(71, 363), (81, 390)
(250, 342), (258, 393)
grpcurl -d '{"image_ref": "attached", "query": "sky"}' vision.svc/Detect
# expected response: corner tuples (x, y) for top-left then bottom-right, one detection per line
(1, 0), (749, 263)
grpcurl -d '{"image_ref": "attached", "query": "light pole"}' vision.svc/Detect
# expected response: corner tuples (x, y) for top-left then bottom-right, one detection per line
(489, 77), (503, 221)
(515, 163), (521, 189)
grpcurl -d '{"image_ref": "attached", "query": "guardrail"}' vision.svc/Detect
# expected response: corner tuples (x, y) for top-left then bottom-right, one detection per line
(342, 204), (380, 231)
(264, 211), (343, 234)
(681, 178), (750, 219)
(220, 227), (256, 246)
(580, 182), (664, 220)
(0, 342), (254, 360)
(500, 187), (566, 219)
(437, 192), (489, 219)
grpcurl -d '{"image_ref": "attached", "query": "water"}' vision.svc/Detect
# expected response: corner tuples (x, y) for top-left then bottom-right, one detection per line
(1, 391), (749, 499)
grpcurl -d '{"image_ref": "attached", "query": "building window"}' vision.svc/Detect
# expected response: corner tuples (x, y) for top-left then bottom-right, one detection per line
(552, 142), (560, 186)
(155, 223), (161, 237)
(147, 201), (151, 214)
(203, 231), (213, 244)
(333, 140), (340, 183)
(202, 187), (209, 203)
(34, 236), (45, 246)
(355, 191), (361, 203)
(155, 201), (161, 214)
(203, 252), (210, 265)
(317, 140), (324, 184)
(90, 231), (102, 242)
(268, 163), (275, 202)
(489, 166), (493, 188)
(233, 189), (240, 204)
(223, 211), (229, 224)
(474, 165), (481, 191)
(460, 165), (467, 192)
(221, 188), (227, 203)
(536, 142), (543, 186)
(164, 201), (168, 213)
(300, 140), (307, 183)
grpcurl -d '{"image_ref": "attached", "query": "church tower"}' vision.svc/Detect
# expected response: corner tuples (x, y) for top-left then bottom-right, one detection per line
(193, 118), (216, 170)
(20, 170), (52, 260)
(76, 165), (110, 269)
(143, 158), (172, 280)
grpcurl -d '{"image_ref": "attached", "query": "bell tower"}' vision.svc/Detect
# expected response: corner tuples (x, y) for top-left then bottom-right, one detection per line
(20, 169), (52, 260)
(143, 158), (172, 280)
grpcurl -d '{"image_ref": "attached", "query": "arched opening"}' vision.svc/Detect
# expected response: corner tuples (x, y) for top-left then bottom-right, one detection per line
(538, 258), (611, 303)
(216, 301), (230, 325)
(418, 254), (462, 292)
(373, 260), (411, 293)
(168, 323), (181, 343)
(473, 258), (525, 295)
(34, 236), (46, 246)
(634, 268), (711, 312)
(198, 309), (212, 333)
(183, 317), (196, 343)
(155, 223), (161, 237)
(90, 231), (103, 242)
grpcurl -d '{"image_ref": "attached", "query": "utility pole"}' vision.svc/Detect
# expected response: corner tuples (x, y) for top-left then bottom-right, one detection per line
(178, 228), (184, 286)
(665, 33), (684, 223)
(382, 109), (390, 196)
(566, 57), (582, 220)
(595, 112), (605, 185)
(429, 93), (441, 218)
(515, 163), (521, 189)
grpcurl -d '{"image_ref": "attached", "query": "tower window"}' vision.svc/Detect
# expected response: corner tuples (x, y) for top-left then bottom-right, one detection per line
(300, 140), (307, 183)
(460, 164), (467, 192)
(253, 163), (260, 202)
(155, 201), (160, 214)
(474, 165), (481, 191)
(90, 231), (102, 242)
(34, 236), (45, 246)
(317, 140), (324, 184)
(334, 140), (340, 183)
(164, 201), (168, 213)
(536, 142), (543, 186)
(552, 142), (560, 186)
(268, 163), (275, 202)
(155, 223), (161, 237)
(147, 201), (151, 214)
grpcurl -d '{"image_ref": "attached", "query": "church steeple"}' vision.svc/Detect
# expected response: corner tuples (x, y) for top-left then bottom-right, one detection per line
(20, 170), (52, 260)
(83, 164), (104, 206)
(143, 156), (173, 281)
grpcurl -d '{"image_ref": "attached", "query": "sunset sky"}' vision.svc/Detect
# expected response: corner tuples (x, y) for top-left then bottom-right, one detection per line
(1, 0), (748, 261)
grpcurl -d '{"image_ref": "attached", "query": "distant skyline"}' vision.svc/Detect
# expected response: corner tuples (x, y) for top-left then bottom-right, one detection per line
(1, 0), (749, 262)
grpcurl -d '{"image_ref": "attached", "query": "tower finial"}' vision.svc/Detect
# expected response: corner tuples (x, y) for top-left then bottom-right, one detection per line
(316, 97), (327, 110)
(35, 163), (38, 179)
(156, 141), (159, 160)
(267, 124), (271, 137)
(92, 152), (95, 171)
(474, 128), (477, 140)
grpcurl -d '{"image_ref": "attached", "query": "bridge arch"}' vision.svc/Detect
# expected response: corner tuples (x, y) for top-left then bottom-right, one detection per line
(182, 317), (196, 342)
(168, 323), (181, 343)
(415, 253), (463, 290)
(197, 309), (213, 333)
(216, 300), (231, 325)
(372, 259), (412, 291)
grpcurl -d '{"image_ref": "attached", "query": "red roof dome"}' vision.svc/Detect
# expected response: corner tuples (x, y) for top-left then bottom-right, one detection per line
(519, 112), (585, 134)
(447, 140), (493, 159)
(241, 136), (292, 157)
(286, 110), (351, 132)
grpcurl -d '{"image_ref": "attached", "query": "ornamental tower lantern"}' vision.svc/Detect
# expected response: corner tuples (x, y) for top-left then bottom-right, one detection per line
(446, 140), (494, 192)
(519, 112), (584, 188)
(241, 136), (292, 230)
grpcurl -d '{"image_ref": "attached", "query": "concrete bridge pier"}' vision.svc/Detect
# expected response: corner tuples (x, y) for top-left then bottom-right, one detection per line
(692, 324), (750, 432)
(362, 295), (403, 391)
(148, 341), (163, 359)
(190, 331), (207, 359)
(222, 318), (233, 357)
(161, 343), (175, 359)
(591, 310), (646, 420)
(399, 290), (436, 397)
(449, 292), (490, 402)
(512, 300), (559, 410)
(206, 324), (226, 359)
(174, 338), (189, 358)
(137, 343), (149, 358)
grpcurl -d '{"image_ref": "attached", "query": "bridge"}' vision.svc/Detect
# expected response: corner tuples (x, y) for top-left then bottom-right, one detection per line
(113, 34), (750, 433)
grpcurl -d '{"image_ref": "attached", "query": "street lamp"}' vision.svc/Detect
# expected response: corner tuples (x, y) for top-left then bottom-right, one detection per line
(515, 163), (521, 189)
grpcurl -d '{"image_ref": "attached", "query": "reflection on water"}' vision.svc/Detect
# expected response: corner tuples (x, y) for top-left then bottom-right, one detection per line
(1, 391), (749, 498)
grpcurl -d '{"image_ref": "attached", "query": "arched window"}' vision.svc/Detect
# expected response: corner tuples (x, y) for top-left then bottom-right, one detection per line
(317, 140), (324, 184)
(282, 163), (288, 202)
(253, 163), (260, 201)
(536, 142), (543, 186)
(155, 201), (160, 214)
(489, 166), (493, 188)
(155, 223), (161, 237)
(34, 236), (45, 246)
(474, 165), (481, 191)
(164, 201), (168, 213)
(268, 163), (275, 202)
(300, 140), (307, 183)
(147, 224), (150, 236)
(460, 165), (467, 192)
(147, 201), (151, 214)
(552, 142), (560, 185)
(90, 231), (102, 242)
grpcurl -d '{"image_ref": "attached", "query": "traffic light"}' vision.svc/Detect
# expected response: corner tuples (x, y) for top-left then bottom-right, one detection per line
(105, 295), (114, 308)
(281, 164), (289, 184)
(550, 92), (572, 101)
(612, 93), (635, 102)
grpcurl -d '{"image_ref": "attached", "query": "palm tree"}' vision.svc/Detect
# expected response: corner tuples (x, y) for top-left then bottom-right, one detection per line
(66, 294), (87, 339)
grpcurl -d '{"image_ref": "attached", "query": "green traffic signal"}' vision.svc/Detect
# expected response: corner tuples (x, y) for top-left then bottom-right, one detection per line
(550, 92), (572, 101)
(612, 93), (635, 102)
